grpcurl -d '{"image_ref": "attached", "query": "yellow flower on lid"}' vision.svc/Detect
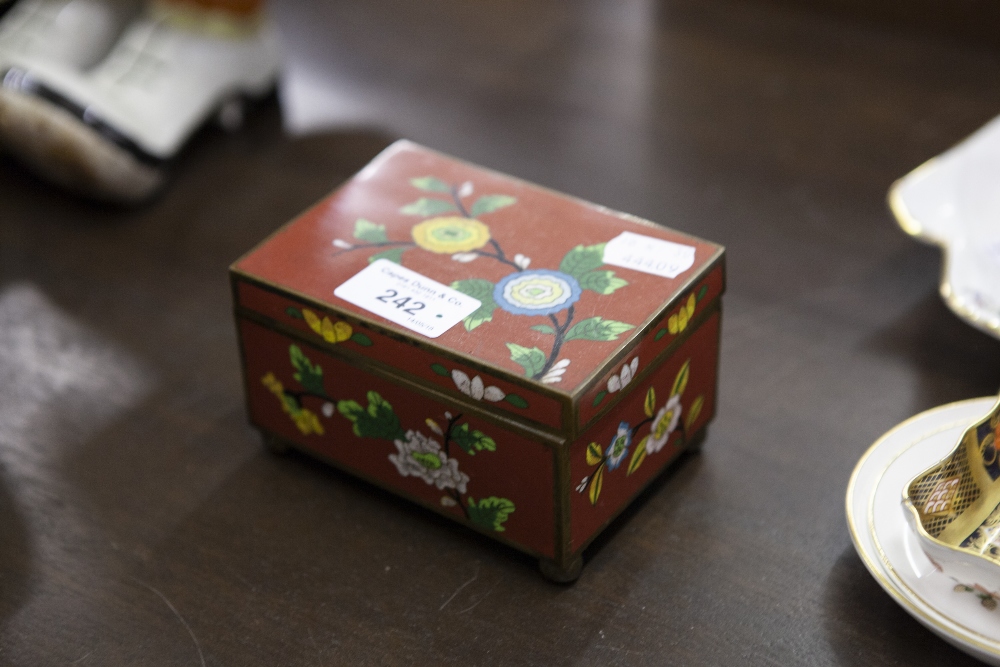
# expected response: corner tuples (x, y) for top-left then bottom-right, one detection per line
(412, 216), (491, 254)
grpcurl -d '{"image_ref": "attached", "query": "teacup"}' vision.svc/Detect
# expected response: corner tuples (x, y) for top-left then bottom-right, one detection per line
(903, 396), (1000, 592)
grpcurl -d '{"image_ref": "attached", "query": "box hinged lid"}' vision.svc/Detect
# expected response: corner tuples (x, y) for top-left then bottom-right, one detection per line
(232, 141), (725, 439)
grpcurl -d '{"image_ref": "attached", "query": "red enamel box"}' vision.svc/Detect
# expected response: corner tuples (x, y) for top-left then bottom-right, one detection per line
(230, 141), (725, 581)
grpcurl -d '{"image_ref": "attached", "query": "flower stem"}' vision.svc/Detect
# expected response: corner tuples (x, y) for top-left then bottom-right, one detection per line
(442, 412), (463, 457)
(284, 388), (333, 403)
(450, 488), (470, 519)
(533, 305), (574, 380)
(585, 459), (607, 495)
(630, 417), (653, 438)
(450, 186), (471, 218)
(475, 246), (522, 271)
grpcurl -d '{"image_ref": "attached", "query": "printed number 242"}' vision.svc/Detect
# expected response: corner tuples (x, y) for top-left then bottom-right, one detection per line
(375, 289), (425, 314)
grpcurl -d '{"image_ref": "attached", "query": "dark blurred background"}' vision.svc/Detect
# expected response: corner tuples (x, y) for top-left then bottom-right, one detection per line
(1, 1), (999, 665)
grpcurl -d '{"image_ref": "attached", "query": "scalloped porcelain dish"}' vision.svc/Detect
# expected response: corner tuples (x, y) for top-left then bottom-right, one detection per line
(847, 397), (1000, 665)
(904, 396), (1000, 592)
(889, 115), (1000, 339)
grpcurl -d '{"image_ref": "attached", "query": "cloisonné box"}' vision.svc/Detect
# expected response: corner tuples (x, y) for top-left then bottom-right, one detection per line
(230, 141), (725, 581)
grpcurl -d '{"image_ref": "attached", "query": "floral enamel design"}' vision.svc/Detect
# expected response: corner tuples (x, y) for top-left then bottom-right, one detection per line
(412, 216), (492, 255)
(539, 358), (570, 385)
(590, 357), (639, 408)
(429, 363), (529, 408)
(605, 423), (632, 471)
(262, 345), (516, 532)
(647, 394), (682, 454)
(577, 358), (706, 505)
(389, 430), (469, 493)
(284, 307), (373, 347)
(330, 176), (515, 266)
(653, 284), (709, 341)
(451, 369), (505, 402)
(333, 176), (636, 382)
(494, 269), (582, 316)
(261, 371), (324, 436)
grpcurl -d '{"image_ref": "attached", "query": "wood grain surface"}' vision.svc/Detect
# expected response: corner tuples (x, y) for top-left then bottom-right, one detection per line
(1, 0), (999, 664)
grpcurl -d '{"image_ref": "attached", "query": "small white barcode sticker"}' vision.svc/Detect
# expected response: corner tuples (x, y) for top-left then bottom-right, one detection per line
(602, 231), (696, 279)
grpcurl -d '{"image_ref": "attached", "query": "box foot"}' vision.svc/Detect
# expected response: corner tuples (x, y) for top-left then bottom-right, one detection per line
(538, 555), (583, 583)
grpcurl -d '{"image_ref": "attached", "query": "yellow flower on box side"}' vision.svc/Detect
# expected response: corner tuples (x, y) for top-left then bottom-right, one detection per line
(261, 372), (325, 436)
(303, 309), (352, 343)
(667, 293), (697, 335)
(291, 409), (324, 436)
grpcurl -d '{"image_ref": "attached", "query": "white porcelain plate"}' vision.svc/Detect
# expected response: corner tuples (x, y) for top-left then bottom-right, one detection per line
(890, 117), (1000, 339)
(847, 397), (1000, 664)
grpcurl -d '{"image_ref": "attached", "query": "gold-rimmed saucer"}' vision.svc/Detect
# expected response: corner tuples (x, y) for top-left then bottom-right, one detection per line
(847, 397), (1000, 664)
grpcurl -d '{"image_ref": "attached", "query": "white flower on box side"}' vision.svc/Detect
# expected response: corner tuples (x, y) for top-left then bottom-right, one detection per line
(389, 430), (469, 493)
(646, 394), (681, 454)
(451, 369), (505, 402)
(607, 357), (639, 393)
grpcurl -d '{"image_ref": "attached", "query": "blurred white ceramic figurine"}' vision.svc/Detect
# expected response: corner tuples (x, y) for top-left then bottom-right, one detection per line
(0, 0), (280, 203)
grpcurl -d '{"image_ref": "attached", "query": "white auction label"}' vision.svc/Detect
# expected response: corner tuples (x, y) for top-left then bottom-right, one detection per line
(602, 231), (696, 279)
(333, 259), (481, 338)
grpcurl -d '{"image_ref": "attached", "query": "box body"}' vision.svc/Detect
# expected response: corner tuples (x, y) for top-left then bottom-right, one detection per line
(231, 141), (724, 579)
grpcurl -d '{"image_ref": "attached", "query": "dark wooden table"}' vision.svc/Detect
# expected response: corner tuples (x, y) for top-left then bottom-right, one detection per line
(2, 0), (1000, 664)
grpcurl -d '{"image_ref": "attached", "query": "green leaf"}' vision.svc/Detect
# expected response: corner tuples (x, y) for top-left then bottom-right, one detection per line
(400, 198), (456, 216)
(286, 307), (303, 319)
(336, 399), (364, 424)
(451, 279), (494, 301)
(450, 423), (496, 456)
(588, 465), (605, 505)
(586, 441), (603, 466)
(627, 436), (649, 476)
(411, 176), (451, 193)
(411, 452), (442, 470)
(350, 332), (373, 346)
(506, 343), (546, 378)
(592, 390), (608, 407)
(579, 270), (628, 295)
(504, 394), (528, 409)
(469, 195), (516, 217)
(671, 359), (691, 398)
(289, 345), (326, 397)
(559, 243), (607, 278)
(467, 496), (516, 532)
(644, 386), (656, 418)
(564, 317), (635, 342)
(368, 247), (406, 264)
(451, 279), (497, 331)
(430, 363), (450, 376)
(654, 328), (668, 341)
(336, 391), (404, 440)
(531, 324), (556, 335)
(697, 284), (708, 301)
(353, 218), (388, 243)
(280, 392), (301, 415)
(685, 395), (705, 432)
